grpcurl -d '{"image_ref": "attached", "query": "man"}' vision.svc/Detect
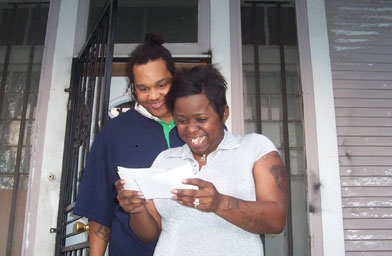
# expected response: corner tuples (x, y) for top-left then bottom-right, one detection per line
(74, 34), (184, 255)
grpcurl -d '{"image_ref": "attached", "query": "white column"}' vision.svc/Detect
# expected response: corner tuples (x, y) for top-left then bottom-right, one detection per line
(305, 0), (345, 255)
(210, 0), (233, 131)
(23, 0), (80, 255)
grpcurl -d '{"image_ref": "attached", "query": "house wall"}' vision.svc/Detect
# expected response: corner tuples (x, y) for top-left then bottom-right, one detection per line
(325, 0), (392, 255)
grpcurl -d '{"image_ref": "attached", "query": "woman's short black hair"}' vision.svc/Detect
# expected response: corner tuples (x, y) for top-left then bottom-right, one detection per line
(128, 33), (175, 100)
(166, 64), (227, 119)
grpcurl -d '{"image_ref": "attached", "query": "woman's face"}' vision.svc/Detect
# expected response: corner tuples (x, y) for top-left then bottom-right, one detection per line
(174, 93), (228, 158)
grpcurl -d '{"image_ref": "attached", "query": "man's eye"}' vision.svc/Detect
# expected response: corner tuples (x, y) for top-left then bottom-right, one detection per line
(138, 87), (147, 92)
(197, 118), (208, 122)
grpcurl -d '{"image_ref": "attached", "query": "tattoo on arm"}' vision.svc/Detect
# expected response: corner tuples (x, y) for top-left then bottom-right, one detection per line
(94, 224), (111, 241)
(269, 165), (289, 194)
(226, 197), (240, 211)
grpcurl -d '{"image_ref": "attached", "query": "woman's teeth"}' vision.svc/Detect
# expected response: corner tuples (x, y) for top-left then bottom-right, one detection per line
(191, 136), (205, 145)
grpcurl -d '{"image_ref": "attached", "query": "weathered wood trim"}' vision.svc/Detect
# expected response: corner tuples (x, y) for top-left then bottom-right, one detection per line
(304, 0), (346, 255)
(295, 0), (324, 255)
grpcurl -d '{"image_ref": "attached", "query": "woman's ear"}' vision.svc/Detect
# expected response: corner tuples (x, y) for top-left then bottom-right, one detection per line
(223, 105), (229, 123)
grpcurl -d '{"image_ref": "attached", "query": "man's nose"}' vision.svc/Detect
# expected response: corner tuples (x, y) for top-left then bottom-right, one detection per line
(148, 89), (159, 101)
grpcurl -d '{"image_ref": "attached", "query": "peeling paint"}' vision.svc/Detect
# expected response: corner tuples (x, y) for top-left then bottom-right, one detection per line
(346, 234), (374, 240)
(333, 21), (392, 28)
(339, 7), (392, 13)
(331, 29), (379, 36)
(341, 177), (392, 186)
(334, 46), (362, 51)
(336, 38), (368, 43)
(334, 62), (374, 67)
(345, 200), (392, 207)
(365, 15), (392, 20)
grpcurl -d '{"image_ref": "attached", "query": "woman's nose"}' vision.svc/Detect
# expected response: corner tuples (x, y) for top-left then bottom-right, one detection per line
(187, 120), (199, 133)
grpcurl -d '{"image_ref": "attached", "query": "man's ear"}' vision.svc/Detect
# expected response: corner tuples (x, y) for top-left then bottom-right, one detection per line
(223, 105), (229, 123)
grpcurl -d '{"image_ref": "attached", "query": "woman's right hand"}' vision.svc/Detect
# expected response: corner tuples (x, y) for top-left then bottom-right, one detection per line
(115, 179), (147, 214)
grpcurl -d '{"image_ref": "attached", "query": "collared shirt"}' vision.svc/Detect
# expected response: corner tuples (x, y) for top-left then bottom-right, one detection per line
(135, 103), (161, 122)
(135, 103), (176, 148)
(74, 109), (184, 256)
(151, 130), (278, 256)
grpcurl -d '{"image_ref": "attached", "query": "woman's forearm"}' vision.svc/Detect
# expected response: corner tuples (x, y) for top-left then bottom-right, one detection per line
(129, 208), (160, 242)
(214, 194), (287, 234)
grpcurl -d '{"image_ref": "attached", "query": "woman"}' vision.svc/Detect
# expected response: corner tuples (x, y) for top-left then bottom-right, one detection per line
(116, 65), (288, 256)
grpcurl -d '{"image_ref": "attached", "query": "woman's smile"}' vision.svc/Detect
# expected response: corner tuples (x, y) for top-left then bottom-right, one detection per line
(174, 94), (228, 159)
(190, 136), (206, 145)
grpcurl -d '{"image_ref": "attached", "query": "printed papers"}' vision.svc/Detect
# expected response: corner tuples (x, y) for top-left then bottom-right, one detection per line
(117, 163), (198, 199)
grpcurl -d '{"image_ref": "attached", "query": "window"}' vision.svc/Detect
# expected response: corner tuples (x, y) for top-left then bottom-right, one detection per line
(0, 2), (49, 255)
(241, 1), (310, 255)
(88, 0), (210, 55)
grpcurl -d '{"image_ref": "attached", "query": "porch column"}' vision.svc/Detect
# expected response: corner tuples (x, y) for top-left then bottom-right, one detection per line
(22, 0), (82, 255)
(303, 0), (346, 255)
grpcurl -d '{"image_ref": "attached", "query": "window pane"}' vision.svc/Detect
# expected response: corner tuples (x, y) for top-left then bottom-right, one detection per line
(0, 4), (48, 46)
(260, 72), (280, 94)
(270, 95), (282, 120)
(290, 149), (305, 175)
(88, 0), (198, 43)
(288, 122), (303, 147)
(261, 121), (282, 148)
(244, 121), (257, 134)
(287, 96), (302, 121)
(244, 94), (256, 120)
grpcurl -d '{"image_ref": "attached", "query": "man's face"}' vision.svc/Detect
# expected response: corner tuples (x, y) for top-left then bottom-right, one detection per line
(133, 58), (173, 123)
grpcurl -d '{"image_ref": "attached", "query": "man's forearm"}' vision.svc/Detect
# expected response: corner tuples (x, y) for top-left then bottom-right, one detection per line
(88, 220), (111, 256)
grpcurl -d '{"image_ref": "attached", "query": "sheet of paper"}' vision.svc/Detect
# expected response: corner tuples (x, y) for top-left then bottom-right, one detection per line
(117, 167), (166, 191)
(117, 163), (198, 199)
(132, 163), (199, 199)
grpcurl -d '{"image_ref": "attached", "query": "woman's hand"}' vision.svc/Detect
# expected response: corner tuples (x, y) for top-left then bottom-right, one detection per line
(115, 179), (162, 242)
(172, 178), (223, 212)
(115, 179), (147, 214)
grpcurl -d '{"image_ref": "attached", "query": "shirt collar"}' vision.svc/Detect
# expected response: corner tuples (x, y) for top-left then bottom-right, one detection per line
(167, 130), (239, 160)
(134, 103), (161, 122)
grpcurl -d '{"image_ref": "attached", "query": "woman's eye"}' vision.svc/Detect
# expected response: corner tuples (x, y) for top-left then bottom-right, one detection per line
(197, 118), (208, 122)
(176, 119), (187, 124)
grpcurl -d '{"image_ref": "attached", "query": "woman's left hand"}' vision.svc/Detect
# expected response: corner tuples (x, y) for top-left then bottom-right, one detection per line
(172, 178), (222, 212)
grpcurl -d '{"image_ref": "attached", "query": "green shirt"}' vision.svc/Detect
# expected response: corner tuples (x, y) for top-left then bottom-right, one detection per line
(158, 119), (177, 148)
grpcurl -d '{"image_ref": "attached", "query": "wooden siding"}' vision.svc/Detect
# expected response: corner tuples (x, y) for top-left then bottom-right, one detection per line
(325, 0), (392, 254)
